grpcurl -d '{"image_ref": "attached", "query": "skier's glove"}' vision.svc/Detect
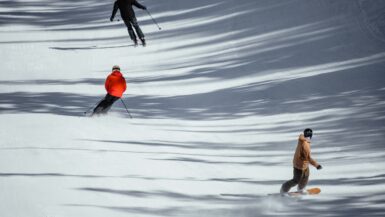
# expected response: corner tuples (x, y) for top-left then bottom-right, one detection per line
(142, 5), (147, 10)
(317, 165), (322, 170)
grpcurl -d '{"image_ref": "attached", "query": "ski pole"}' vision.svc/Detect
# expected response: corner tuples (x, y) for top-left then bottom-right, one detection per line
(120, 98), (133, 119)
(145, 9), (162, 30)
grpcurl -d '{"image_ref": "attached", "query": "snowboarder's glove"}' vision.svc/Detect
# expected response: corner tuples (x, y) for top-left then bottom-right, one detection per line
(317, 165), (322, 170)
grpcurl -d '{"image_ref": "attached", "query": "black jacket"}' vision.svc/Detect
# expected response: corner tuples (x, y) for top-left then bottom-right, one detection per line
(111, 0), (146, 20)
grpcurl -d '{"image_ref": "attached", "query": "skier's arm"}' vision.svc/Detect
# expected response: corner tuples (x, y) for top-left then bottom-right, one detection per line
(123, 78), (127, 93)
(303, 143), (319, 168)
(309, 157), (319, 168)
(133, 0), (147, 10)
(110, 1), (118, 21)
(105, 77), (110, 92)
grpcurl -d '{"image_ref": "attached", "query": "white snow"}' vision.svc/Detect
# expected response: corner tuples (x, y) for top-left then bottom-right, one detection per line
(1, 0), (385, 216)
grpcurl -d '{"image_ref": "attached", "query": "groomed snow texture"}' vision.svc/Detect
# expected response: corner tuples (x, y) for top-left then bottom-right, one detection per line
(1, 0), (385, 216)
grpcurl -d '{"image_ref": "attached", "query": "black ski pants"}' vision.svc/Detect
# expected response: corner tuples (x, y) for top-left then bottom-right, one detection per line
(123, 17), (144, 41)
(93, 94), (120, 115)
(281, 167), (309, 193)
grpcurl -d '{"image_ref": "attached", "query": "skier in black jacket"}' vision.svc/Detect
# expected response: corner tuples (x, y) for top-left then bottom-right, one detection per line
(110, 0), (147, 46)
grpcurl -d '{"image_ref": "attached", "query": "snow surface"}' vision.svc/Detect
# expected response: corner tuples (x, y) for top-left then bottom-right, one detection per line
(1, 0), (385, 216)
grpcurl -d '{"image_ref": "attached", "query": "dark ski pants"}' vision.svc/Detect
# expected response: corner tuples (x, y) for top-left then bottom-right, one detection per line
(123, 17), (144, 41)
(281, 167), (309, 193)
(92, 94), (120, 115)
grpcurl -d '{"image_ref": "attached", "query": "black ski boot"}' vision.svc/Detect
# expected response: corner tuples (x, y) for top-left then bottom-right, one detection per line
(128, 29), (138, 46)
(140, 38), (146, 47)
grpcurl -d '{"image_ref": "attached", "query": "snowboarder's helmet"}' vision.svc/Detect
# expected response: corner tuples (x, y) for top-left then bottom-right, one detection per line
(304, 128), (313, 138)
(112, 65), (120, 71)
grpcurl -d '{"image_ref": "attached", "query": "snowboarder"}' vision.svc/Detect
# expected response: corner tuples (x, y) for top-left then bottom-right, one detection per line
(280, 128), (322, 195)
(110, 0), (147, 46)
(92, 65), (127, 116)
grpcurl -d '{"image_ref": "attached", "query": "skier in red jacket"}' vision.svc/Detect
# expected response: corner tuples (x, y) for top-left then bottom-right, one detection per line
(92, 65), (127, 116)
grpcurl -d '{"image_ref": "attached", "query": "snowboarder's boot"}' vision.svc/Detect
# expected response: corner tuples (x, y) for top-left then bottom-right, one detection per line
(280, 186), (289, 196)
(297, 187), (306, 195)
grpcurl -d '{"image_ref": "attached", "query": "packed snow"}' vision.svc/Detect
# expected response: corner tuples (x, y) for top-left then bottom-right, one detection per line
(1, 0), (385, 216)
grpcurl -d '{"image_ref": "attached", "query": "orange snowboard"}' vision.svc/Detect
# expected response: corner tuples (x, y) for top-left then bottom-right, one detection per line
(289, 187), (321, 196)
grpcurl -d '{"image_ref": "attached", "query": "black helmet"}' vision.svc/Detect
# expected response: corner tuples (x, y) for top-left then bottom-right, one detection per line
(304, 128), (313, 138)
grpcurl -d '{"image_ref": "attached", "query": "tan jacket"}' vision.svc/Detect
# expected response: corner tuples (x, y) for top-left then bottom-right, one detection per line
(293, 134), (319, 170)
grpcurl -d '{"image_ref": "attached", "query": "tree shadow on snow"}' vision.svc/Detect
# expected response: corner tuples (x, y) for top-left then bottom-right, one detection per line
(66, 187), (385, 217)
(1, 1), (385, 216)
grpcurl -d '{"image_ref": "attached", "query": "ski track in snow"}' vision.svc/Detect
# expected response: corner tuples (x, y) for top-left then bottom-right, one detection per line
(1, 0), (385, 217)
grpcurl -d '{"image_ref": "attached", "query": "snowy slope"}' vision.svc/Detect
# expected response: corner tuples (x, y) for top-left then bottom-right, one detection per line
(1, 0), (385, 216)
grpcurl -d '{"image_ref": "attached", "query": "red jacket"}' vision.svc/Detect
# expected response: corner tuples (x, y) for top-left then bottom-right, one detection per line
(105, 71), (126, 97)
